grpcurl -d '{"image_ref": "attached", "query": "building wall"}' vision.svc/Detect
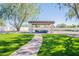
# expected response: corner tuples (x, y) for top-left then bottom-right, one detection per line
(20, 27), (29, 32)
(1, 26), (29, 32)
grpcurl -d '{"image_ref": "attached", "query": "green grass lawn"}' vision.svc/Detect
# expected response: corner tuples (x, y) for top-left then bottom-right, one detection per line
(0, 33), (34, 56)
(38, 34), (79, 56)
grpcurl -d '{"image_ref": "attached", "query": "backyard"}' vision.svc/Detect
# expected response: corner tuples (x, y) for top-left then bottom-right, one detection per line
(0, 33), (79, 56)
(0, 33), (34, 56)
(38, 34), (79, 56)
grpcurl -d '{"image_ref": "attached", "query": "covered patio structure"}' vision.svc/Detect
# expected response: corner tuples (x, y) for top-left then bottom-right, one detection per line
(28, 21), (55, 33)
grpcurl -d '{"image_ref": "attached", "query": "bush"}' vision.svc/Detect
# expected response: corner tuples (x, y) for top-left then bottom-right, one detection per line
(38, 34), (79, 56)
(0, 33), (34, 56)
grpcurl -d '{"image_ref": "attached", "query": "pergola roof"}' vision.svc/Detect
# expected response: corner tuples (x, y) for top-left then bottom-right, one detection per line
(28, 21), (55, 24)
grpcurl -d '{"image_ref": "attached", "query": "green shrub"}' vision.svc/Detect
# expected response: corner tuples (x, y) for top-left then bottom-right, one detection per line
(38, 34), (79, 56)
(0, 33), (34, 56)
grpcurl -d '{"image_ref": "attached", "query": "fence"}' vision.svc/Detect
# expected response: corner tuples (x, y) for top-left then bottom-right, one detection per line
(53, 28), (79, 34)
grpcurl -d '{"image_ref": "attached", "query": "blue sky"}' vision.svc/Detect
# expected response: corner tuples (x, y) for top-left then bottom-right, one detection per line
(37, 3), (79, 26)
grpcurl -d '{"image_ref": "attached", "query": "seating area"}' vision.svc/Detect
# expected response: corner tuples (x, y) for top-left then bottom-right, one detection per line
(35, 30), (48, 33)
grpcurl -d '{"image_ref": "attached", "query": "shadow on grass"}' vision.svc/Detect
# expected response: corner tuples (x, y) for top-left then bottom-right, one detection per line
(0, 34), (34, 56)
(38, 34), (79, 56)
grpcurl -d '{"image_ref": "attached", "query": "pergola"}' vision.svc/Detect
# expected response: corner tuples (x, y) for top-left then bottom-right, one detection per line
(28, 21), (55, 33)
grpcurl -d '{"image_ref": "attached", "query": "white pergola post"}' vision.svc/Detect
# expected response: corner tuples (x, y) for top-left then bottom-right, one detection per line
(29, 23), (33, 33)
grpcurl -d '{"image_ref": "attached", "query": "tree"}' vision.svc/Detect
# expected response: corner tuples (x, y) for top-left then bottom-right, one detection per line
(0, 18), (5, 32)
(66, 25), (76, 28)
(0, 19), (4, 26)
(0, 3), (39, 31)
(58, 3), (79, 20)
(77, 25), (79, 27)
(71, 24), (76, 28)
(56, 23), (66, 28)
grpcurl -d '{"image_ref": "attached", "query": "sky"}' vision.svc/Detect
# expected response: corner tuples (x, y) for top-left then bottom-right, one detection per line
(6, 3), (79, 27)
(37, 3), (79, 26)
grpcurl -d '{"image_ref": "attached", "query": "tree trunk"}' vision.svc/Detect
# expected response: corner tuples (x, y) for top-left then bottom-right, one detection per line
(74, 4), (79, 19)
(16, 27), (20, 32)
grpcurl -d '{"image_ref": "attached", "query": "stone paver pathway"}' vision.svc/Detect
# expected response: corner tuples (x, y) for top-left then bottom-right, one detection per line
(11, 34), (42, 56)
